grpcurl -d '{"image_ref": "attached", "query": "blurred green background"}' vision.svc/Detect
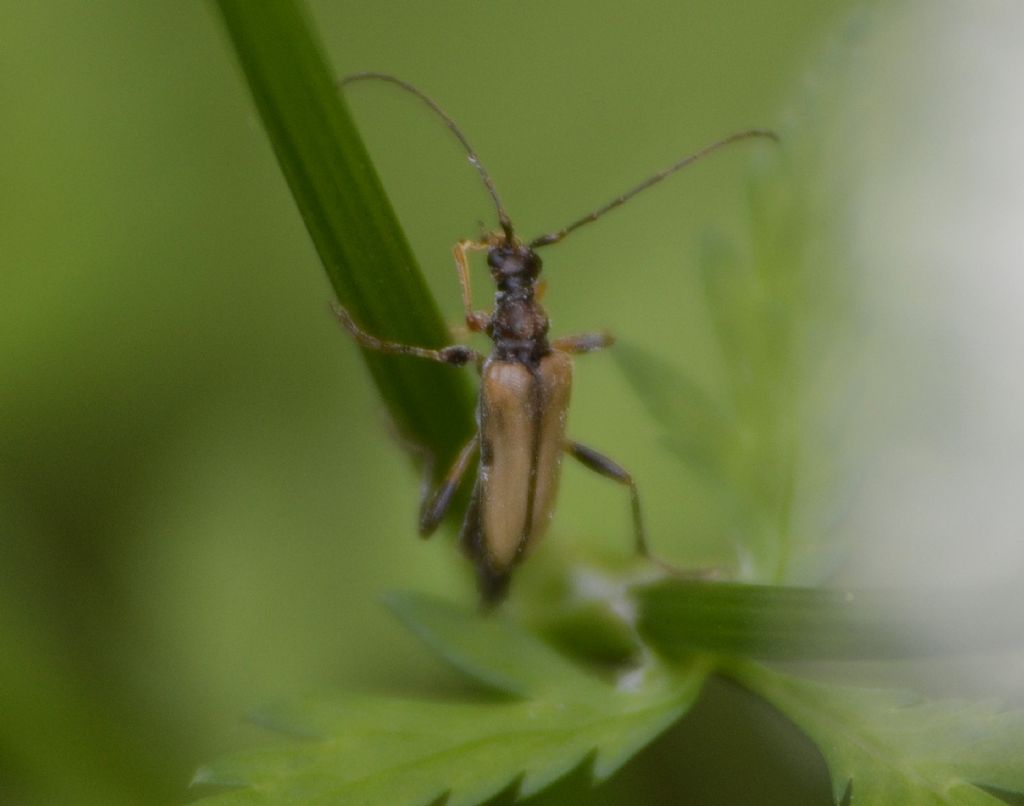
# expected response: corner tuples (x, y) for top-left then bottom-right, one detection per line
(1, 1), (861, 803)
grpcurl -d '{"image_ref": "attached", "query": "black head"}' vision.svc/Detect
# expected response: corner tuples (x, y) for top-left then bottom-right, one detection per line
(486, 244), (542, 288)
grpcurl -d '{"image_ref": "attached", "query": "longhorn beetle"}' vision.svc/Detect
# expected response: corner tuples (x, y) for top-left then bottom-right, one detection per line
(336, 73), (777, 602)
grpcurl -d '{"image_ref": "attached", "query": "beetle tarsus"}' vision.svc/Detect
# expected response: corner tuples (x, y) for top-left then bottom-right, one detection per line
(438, 345), (477, 366)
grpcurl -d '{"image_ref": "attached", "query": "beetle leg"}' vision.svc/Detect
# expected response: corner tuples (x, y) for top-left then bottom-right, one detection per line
(453, 239), (491, 332)
(565, 440), (716, 578)
(564, 440), (666, 565)
(564, 440), (649, 555)
(553, 331), (615, 354)
(332, 302), (480, 366)
(442, 328), (488, 370)
(419, 436), (479, 537)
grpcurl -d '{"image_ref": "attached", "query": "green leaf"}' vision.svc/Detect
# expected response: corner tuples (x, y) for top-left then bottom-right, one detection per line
(635, 579), (1024, 661)
(727, 661), (1024, 805)
(384, 591), (613, 699)
(611, 339), (732, 480)
(193, 593), (707, 804)
(214, 0), (475, 476)
(699, 229), (760, 385)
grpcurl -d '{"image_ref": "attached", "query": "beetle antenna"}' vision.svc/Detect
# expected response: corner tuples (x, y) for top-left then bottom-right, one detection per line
(342, 72), (515, 242)
(529, 128), (779, 249)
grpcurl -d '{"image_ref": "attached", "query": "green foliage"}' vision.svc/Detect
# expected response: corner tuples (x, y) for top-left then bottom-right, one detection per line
(195, 588), (1024, 804)
(193, 593), (706, 804)
(194, 584), (1024, 804)
(728, 661), (1024, 805)
(612, 16), (872, 588)
(635, 579), (1024, 660)
(614, 145), (851, 584)
(200, 3), (1024, 804)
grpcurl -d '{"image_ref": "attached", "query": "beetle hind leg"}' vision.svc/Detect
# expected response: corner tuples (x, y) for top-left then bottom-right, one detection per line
(419, 436), (479, 537)
(564, 440), (720, 579)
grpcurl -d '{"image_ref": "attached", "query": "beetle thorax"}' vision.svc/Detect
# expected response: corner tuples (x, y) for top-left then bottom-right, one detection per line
(486, 244), (550, 363)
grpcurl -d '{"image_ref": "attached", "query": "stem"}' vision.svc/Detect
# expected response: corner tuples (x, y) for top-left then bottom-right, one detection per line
(214, 0), (476, 476)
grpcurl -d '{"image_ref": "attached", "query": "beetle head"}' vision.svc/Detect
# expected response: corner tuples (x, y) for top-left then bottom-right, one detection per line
(487, 244), (542, 288)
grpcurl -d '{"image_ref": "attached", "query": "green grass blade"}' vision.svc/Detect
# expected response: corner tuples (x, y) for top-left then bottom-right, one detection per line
(635, 579), (1024, 660)
(213, 0), (475, 470)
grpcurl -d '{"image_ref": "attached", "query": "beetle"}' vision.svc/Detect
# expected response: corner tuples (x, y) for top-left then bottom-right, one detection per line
(335, 73), (776, 602)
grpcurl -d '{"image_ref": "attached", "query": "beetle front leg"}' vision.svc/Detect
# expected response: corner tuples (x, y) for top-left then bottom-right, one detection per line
(332, 302), (481, 366)
(553, 331), (614, 355)
(420, 436), (479, 537)
(453, 240), (491, 333)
